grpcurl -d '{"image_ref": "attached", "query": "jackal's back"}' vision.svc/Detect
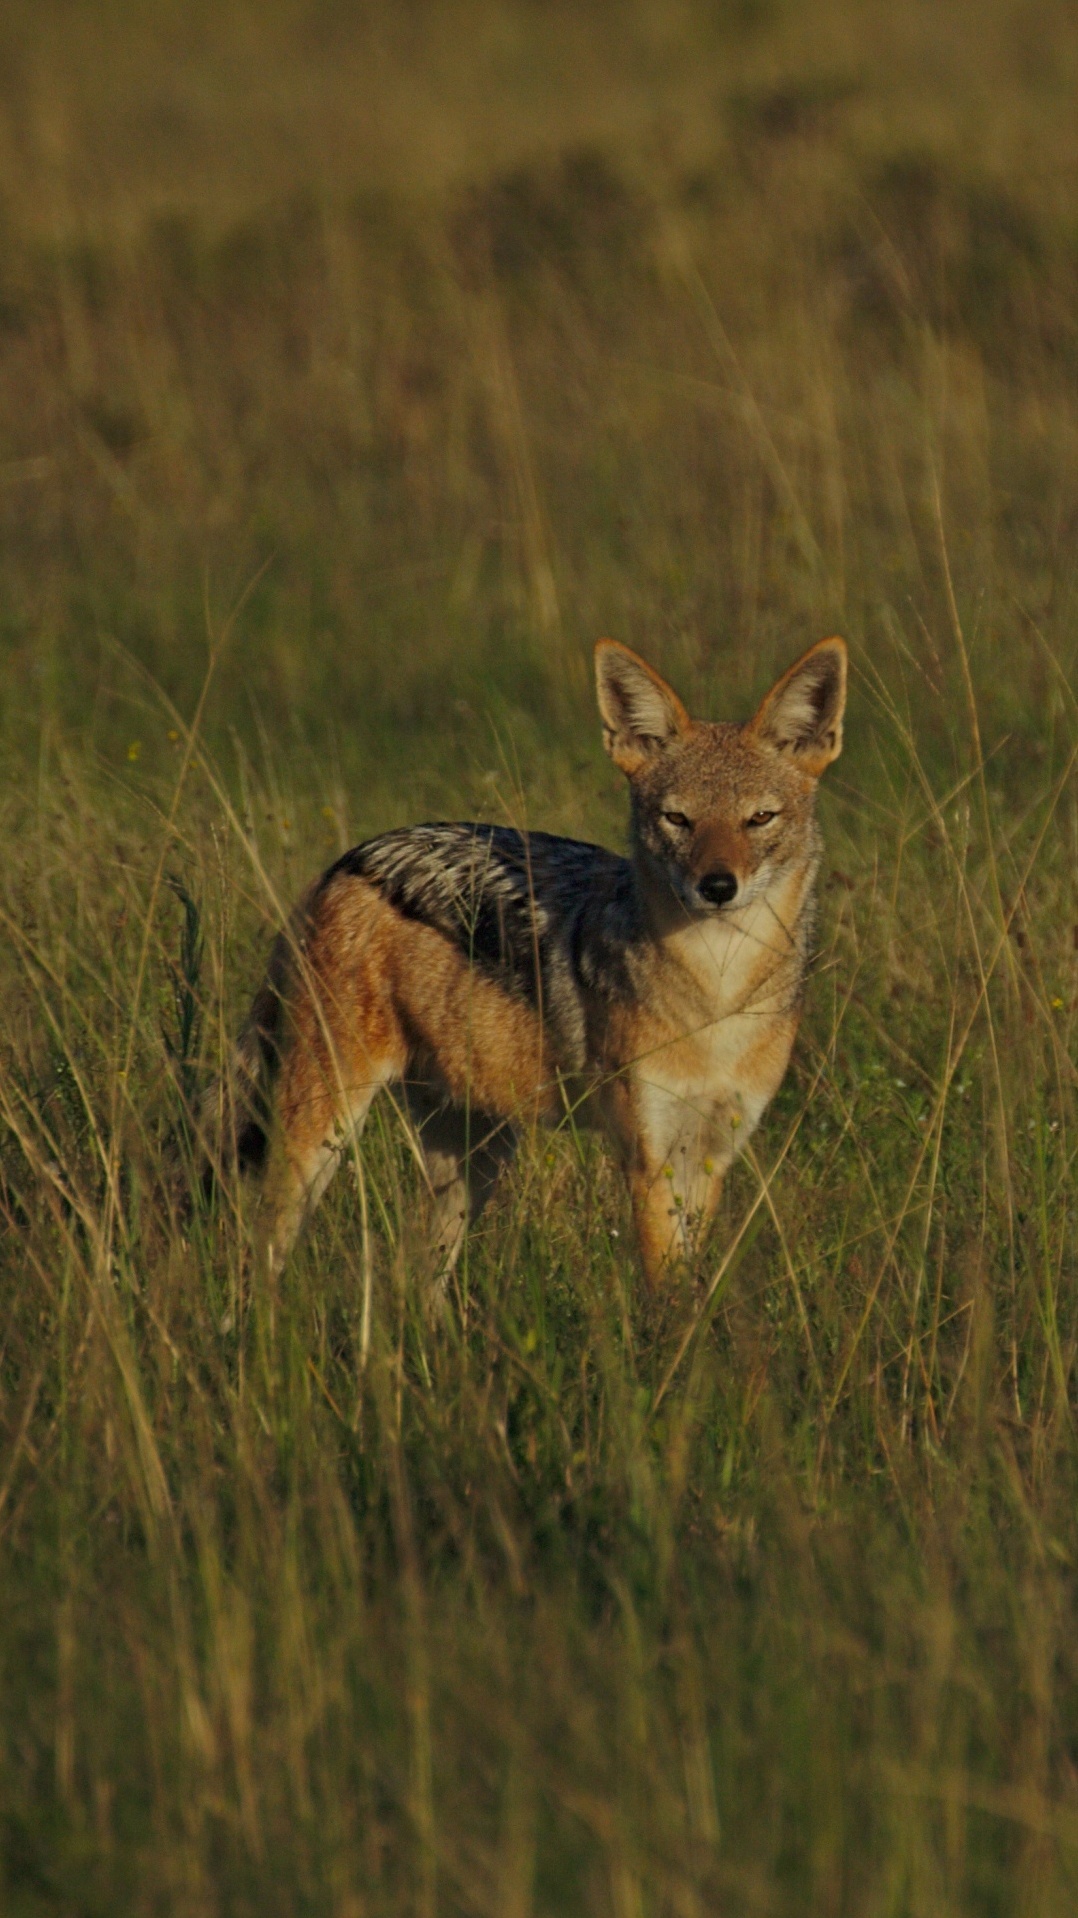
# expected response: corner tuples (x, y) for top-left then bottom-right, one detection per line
(326, 823), (641, 1067)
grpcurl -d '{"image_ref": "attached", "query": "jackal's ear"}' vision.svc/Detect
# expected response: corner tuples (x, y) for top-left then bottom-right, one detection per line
(594, 639), (690, 776)
(749, 637), (847, 778)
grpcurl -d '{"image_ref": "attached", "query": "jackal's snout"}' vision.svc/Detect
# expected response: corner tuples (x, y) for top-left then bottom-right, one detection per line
(698, 865), (738, 909)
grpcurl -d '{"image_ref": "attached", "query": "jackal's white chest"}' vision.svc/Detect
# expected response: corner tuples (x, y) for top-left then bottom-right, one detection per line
(633, 1011), (777, 1164)
(632, 902), (802, 1169)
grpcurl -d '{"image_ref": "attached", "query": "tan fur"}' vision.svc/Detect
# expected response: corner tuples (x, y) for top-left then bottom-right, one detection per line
(217, 635), (847, 1288)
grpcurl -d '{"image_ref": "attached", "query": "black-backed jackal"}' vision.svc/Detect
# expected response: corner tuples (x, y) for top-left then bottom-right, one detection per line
(211, 637), (846, 1287)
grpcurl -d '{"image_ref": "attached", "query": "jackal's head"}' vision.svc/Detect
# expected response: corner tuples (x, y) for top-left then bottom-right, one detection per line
(595, 636), (847, 917)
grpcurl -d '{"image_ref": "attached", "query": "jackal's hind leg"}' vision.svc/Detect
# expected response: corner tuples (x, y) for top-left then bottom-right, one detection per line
(403, 1088), (518, 1280)
(258, 1071), (390, 1281)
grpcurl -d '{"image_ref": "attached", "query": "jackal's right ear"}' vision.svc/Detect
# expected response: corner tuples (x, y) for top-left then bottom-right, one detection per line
(594, 640), (690, 776)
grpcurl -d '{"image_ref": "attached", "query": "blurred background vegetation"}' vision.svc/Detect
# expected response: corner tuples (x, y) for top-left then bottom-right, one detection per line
(2, 2), (1078, 1912)
(2, 0), (1077, 804)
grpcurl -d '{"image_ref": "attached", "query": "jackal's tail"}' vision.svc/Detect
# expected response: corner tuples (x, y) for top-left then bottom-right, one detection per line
(198, 919), (299, 1200)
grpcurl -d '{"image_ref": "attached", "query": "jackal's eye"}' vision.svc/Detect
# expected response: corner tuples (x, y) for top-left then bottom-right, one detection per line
(746, 809), (778, 829)
(661, 810), (693, 832)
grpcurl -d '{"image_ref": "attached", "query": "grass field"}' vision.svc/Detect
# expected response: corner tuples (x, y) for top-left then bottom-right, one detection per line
(2, 2), (1078, 1911)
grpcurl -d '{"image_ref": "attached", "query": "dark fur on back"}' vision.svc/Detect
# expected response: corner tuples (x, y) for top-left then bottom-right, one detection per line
(327, 824), (641, 1040)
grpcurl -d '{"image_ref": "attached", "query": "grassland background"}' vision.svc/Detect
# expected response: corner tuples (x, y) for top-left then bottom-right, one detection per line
(2, 2), (1078, 1912)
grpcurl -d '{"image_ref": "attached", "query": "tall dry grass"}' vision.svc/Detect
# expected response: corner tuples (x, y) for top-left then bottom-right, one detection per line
(2, 2), (1078, 1911)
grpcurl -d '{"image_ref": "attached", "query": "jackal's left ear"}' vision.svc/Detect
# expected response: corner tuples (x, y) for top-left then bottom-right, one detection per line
(749, 637), (847, 778)
(594, 639), (691, 776)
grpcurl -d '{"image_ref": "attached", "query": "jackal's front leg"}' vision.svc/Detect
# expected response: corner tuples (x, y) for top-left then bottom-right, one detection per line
(610, 1078), (740, 1287)
(628, 1153), (728, 1288)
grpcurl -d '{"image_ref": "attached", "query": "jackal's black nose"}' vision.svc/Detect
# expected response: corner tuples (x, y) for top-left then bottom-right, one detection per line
(699, 866), (738, 909)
